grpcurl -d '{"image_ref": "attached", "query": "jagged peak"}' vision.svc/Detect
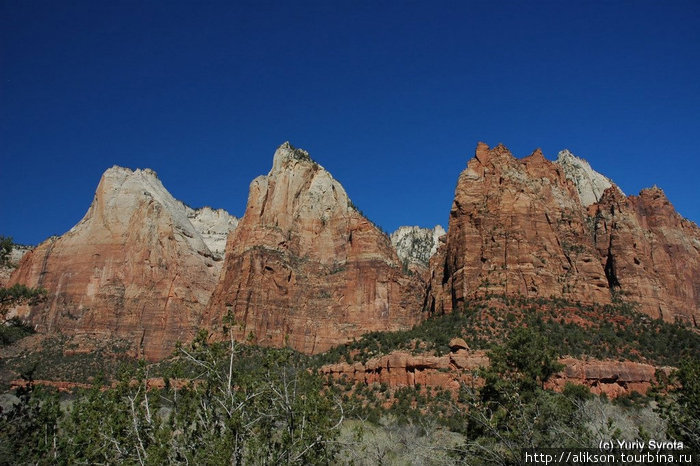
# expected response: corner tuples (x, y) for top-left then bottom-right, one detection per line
(271, 141), (317, 173)
(474, 142), (515, 166)
(640, 185), (666, 198)
(526, 148), (545, 159)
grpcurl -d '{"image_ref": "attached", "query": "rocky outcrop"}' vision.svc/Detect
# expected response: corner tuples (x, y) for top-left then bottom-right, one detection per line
(203, 142), (424, 354)
(546, 358), (662, 398)
(555, 149), (621, 206)
(591, 186), (700, 325)
(8, 166), (230, 360)
(321, 348), (662, 398)
(390, 225), (445, 268)
(427, 143), (611, 314)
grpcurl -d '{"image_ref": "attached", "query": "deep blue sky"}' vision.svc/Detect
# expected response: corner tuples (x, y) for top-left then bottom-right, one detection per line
(2, 1), (699, 245)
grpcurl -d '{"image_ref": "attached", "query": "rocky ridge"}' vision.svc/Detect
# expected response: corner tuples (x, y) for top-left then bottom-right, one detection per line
(8, 166), (235, 360)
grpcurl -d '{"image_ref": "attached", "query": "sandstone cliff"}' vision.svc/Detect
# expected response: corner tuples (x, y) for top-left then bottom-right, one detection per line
(591, 186), (700, 325)
(427, 143), (611, 314)
(8, 166), (235, 360)
(204, 142), (424, 353)
(390, 225), (445, 268)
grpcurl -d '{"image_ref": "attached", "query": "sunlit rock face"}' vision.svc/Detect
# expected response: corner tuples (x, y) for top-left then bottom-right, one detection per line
(555, 149), (622, 207)
(390, 225), (445, 269)
(9, 166), (234, 360)
(204, 142), (424, 354)
(427, 142), (612, 314)
(428, 142), (699, 327)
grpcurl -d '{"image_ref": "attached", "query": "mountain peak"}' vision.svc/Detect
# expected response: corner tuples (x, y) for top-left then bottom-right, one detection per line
(272, 141), (316, 173)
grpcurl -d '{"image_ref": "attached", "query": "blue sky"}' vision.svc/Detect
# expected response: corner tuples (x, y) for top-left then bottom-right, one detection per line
(1, 1), (699, 245)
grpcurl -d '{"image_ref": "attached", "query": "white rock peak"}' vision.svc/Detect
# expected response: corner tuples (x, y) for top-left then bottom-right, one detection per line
(555, 150), (623, 206)
(390, 225), (446, 267)
(77, 166), (237, 259)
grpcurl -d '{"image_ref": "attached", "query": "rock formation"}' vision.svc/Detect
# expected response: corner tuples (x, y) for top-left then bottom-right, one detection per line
(555, 149), (621, 206)
(320, 347), (661, 398)
(204, 142), (424, 353)
(591, 186), (700, 325)
(8, 166), (235, 360)
(427, 143), (611, 314)
(390, 225), (445, 268)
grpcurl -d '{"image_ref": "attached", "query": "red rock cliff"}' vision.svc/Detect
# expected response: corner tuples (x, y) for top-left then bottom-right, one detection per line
(9, 167), (227, 360)
(591, 186), (700, 325)
(203, 142), (424, 353)
(427, 143), (611, 313)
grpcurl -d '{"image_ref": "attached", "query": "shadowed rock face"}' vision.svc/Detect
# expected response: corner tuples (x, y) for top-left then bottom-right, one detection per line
(204, 142), (424, 353)
(591, 187), (700, 325)
(9, 166), (235, 360)
(427, 143), (611, 314)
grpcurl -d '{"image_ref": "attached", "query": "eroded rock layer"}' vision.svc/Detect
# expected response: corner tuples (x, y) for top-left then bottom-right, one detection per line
(9, 167), (231, 360)
(320, 347), (662, 399)
(204, 143), (424, 353)
(427, 143), (611, 314)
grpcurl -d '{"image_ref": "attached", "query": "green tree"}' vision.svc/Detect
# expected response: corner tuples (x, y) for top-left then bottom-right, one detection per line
(0, 284), (46, 322)
(660, 356), (700, 451)
(488, 326), (563, 392)
(0, 236), (13, 266)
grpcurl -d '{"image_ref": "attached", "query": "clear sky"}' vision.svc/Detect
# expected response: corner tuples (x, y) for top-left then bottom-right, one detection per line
(2, 1), (699, 245)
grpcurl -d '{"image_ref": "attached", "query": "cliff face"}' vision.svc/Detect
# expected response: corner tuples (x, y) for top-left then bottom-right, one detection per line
(8, 166), (236, 360)
(390, 225), (445, 269)
(427, 143), (611, 314)
(204, 143), (424, 353)
(591, 187), (700, 325)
